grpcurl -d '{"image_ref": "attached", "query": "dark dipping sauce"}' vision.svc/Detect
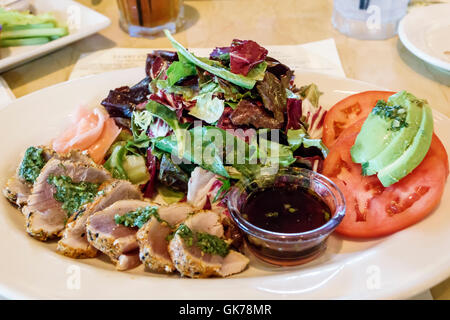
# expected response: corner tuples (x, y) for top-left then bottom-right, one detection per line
(242, 186), (331, 234)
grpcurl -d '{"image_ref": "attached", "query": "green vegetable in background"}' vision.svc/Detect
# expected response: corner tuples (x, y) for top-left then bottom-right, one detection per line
(18, 146), (46, 183)
(164, 29), (256, 90)
(0, 9), (57, 26)
(0, 9), (69, 47)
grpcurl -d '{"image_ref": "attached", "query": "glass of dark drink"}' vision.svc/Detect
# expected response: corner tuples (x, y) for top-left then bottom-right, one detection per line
(117, 0), (184, 37)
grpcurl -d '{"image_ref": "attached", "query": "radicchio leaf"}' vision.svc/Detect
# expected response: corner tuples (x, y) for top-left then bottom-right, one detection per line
(148, 117), (171, 138)
(101, 76), (151, 119)
(143, 148), (158, 198)
(229, 39), (268, 76)
(301, 98), (327, 139)
(286, 98), (303, 130)
(210, 46), (231, 66)
(146, 50), (179, 80)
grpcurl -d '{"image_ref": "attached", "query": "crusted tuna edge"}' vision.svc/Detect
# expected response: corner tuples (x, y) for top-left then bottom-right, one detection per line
(24, 158), (112, 241)
(86, 227), (122, 260)
(137, 218), (176, 274)
(168, 233), (221, 278)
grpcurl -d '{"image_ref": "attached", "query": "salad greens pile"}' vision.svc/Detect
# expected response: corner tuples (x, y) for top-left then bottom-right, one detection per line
(0, 8), (68, 47)
(101, 31), (329, 203)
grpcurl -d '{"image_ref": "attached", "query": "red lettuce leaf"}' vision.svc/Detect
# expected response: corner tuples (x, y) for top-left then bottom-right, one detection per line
(255, 72), (287, 124)
(143, 148), (159, 198)
(230, 99), (283, 129)
(286, 98), (303, 130)
(146, 50), (178, 80)
(229, 39), (268, 76)
(101, 76), (150, 119)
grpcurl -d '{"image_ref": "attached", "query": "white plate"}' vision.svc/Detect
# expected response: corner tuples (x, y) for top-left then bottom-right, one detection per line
(0, 0), (111, 72)
(0, 68), (449, 299)
(398, 4), (450, 71)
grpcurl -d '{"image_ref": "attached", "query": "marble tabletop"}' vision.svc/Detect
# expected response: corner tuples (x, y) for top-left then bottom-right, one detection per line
(1, 0), (449, 299)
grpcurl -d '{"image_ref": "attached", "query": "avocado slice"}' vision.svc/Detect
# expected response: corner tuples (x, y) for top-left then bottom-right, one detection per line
(377, 103), (433, 187)
(356, 91), (424, 175)
(351, 105), (396, 164)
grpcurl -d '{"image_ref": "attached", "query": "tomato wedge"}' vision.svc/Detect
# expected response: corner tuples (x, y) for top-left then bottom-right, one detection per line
(323, 122), (448, 238)
(322, 91), (396, 147)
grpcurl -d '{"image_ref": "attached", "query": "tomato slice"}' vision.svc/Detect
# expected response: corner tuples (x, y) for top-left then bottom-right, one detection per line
(322, 91), (396, 148)
(322, 122), (448, 238)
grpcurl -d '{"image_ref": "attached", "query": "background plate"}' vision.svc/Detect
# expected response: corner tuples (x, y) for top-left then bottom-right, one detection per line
(0, 0), (111, 72)
(0, 68), (449, 299)
(398, 4), (450, 71)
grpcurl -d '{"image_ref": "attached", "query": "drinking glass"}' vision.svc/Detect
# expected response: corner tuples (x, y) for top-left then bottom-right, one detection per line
(117, 0), (184, 37)
(332, 0), (410, 40)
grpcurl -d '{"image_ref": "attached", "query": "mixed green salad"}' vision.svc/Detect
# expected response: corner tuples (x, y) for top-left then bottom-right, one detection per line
(100, 30), (329, 204)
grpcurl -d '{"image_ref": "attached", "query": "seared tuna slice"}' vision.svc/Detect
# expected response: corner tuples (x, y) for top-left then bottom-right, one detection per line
(168, 211), (249, 278)
(86, 199), (153, 270)
(137, 203), (194, 273)
(57, 180), (143, 258)
(24, 158), (111, 241)
(3, 147), (94, 209)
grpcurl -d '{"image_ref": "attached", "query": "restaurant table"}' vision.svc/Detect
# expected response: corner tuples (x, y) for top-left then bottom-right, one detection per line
(1, 0), (449, 300)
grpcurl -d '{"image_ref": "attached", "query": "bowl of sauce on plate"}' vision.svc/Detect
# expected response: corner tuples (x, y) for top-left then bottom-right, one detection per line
(227, 168), (346, 266)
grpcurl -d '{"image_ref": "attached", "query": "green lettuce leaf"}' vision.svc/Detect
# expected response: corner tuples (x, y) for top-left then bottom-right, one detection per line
(164, 29), (256, 89)
(287, 128), (328, 157)
(156, 184), (185, 205)
(154, 126), (229, 177)
(150, 79), (197, 100)
(246, 61), (267, 81)
(145, 101), (190, 157)
(298, 83), (323, 108)
(189, 92), (225, 123)
(166, 60), (197, 86)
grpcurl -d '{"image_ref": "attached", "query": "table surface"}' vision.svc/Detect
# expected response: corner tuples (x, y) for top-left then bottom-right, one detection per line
(2, 0), (449, 300)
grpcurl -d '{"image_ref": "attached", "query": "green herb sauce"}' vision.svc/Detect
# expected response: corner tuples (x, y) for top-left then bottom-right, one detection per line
(114, 206), (160, 228)
(372, 100), (409, 131)
(47, 175), (100, 216)
(19, 146), (46, 183)
(176, 224), (230, 257)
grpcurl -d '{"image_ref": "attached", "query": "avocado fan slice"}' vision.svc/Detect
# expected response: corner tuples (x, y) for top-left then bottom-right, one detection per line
(359, 91), (424, 175)
(377, 103), (433, 187)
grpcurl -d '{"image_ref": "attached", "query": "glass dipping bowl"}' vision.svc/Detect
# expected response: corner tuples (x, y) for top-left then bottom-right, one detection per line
(227, 168), (346, 266)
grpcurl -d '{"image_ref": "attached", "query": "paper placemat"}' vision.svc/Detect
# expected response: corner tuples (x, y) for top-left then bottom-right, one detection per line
(69, 39), (346, 80)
